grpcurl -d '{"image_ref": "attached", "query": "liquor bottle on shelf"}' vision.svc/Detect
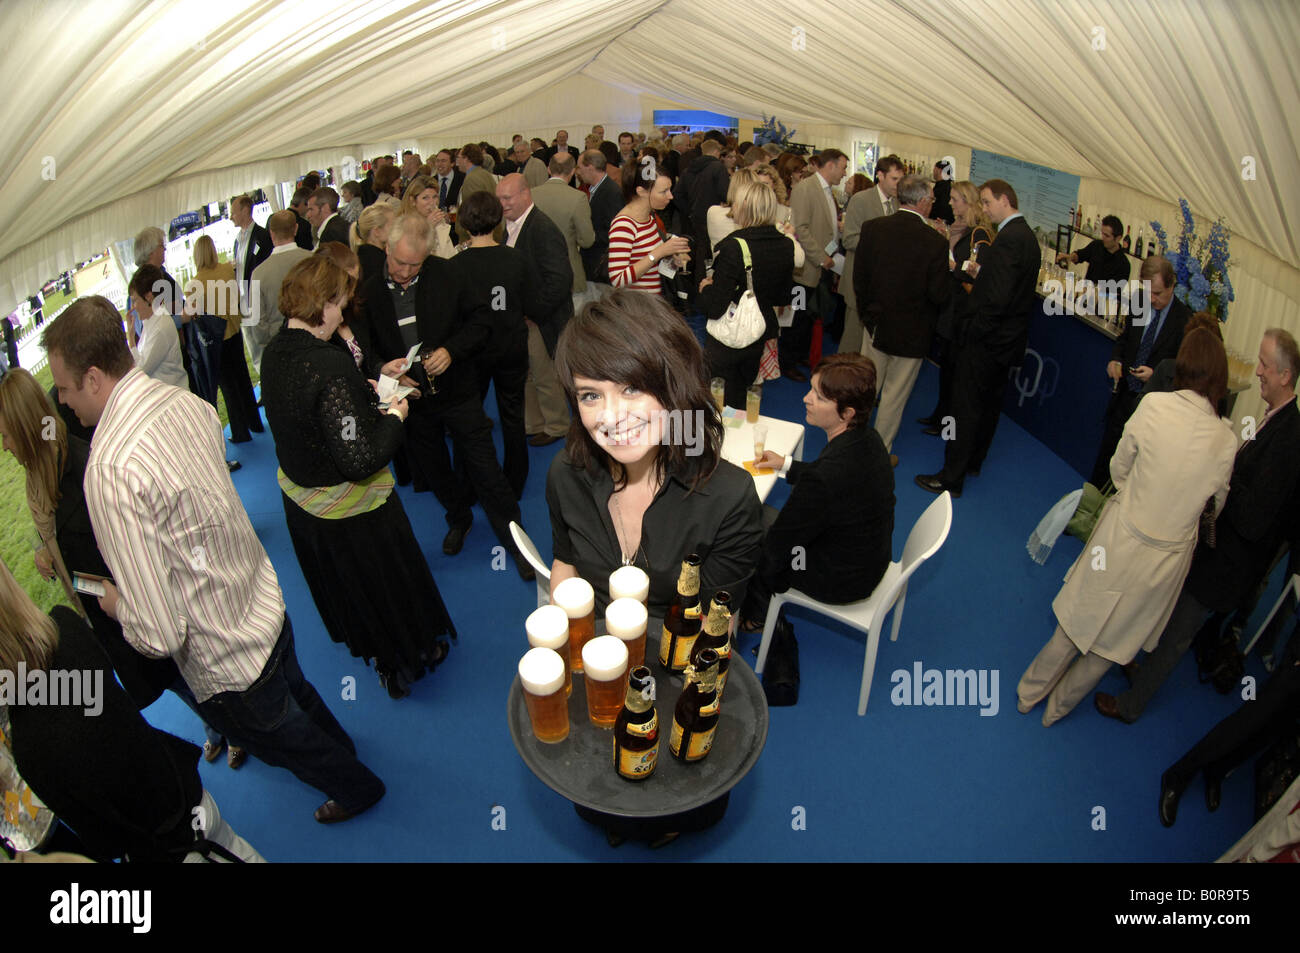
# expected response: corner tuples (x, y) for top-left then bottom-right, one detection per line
(1147, 239), (1156, 258)
(1084, 216), (1093, 235)
(669, 649), (720, 763)
(1068, 206), (1076, 230)
(613, 667), (659, 781)
(690, 591), (733, 699)
(1122, 226), (1132, 251)
(1133, 227), (1144, 257)
(659, 553), (703, 674)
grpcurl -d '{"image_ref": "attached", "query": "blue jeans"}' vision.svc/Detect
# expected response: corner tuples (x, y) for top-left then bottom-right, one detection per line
(198, 615), (385, 813)
(170, 677), (227, 749)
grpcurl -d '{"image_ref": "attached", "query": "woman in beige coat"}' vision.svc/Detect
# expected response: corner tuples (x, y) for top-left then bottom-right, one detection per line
(1018, 329), (1237, 726)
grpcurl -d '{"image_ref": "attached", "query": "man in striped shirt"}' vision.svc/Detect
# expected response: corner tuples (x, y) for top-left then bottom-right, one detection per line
(42, 297), (386, 825)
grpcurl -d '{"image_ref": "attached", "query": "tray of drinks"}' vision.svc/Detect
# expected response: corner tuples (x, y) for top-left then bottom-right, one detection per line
(508, 625), (769, 819)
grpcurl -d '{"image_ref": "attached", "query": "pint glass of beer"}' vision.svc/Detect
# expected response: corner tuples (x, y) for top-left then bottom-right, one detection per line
(606, 597), (649, 670)
(710, 377), (726, 413)
(526, 604), (573, 698)
(518, 647), (569, 743)
(552, 577), (595, 673)
(581, 636), (629, 729)
(746, 385), (762, 424)
(609, 565), (650, 610)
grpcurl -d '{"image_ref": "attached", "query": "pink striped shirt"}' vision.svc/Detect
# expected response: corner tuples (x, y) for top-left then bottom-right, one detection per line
(608, 214), (663, 293)
(85, 369), (285, 701)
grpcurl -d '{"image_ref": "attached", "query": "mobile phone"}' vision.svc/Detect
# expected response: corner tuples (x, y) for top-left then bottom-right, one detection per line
(72, 573), (109, 598)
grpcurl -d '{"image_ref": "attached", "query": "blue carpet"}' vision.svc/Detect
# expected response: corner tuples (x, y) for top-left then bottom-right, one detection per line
(140, 356), (1285, 861)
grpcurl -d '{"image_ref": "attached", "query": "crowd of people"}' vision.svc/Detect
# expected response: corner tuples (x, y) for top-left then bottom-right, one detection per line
(0, 121), (1295, 860)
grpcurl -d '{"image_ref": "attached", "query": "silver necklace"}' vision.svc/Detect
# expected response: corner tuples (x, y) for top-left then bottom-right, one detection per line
(611, 493), (636, 567)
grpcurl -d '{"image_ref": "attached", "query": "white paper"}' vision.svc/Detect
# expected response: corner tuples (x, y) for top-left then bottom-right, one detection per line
(657, 257), (677, 278)
(824, 239), (840, 258)
(830, 252), (846, 276)
(376, 374), (416, 406)
(402, 341), (421, 372)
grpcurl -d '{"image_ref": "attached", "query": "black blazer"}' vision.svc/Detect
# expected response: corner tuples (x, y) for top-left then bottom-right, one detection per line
(433, 169), (465, 210)
(318, 214), (351, 247)
(294, 213), (313, 250)
(513, 207), (574, 357)
(356, 243), (385, 285)
(237, 223), (273, 304)
(965, 215), (1041, 366)
(699, 225), (794, 340)
(758, 427), (896, 603)
(544, 144), (580, 166)
(1112, 296), (1189, 370)
(1186, 398), (1300, 612)
(352, 257), (488, 410)
(853, 210), (951, 358)
(582, 175), (623, 284)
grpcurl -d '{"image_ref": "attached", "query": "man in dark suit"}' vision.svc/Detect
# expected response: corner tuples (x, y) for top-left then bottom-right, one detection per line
(288, 187), (314, 250)
(543, 130), (580, 166)
(1087, 256), (1189, 486)
(351, 213), (531, 578)
(677, 140), (731, 293)
(576, 149), (623, 297)
(1098, 329), (1300, 726)
(229, 195), (272, 311)
(917, 179), (1040, 497)
(496, 173), (573, 446)
(431, 150), (465, 211)
(306, 187), (350, 248)
(855, 173), (951, 466)
(743, 352), (896, 625)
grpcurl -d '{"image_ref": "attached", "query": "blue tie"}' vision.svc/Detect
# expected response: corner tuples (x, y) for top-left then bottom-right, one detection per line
(1130, 308), (1164, 391)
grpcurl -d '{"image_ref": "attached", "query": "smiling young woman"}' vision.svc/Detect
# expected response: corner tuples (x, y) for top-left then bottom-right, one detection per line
(546, 289), (762, 618)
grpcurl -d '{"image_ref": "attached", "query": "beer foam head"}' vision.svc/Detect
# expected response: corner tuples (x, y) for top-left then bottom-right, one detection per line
(526, 604), (570, 649)
(518, 647), (566, 695)
(552, 577), (595, 618)
(581, 635), (628, 681)
(605, 597), (648, 642)
(608, 565), (650, 603)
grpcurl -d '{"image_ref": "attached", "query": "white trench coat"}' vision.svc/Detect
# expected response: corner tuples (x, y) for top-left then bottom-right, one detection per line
(1053, 390), (1237, 664)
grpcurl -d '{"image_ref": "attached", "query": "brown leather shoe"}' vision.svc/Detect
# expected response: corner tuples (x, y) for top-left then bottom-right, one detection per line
(202, 739), (226, 763)
(314, 800), (361, 824)
(227, 745), (248, 770)
(890, 454), (899, 468)
(1093, 692), (1130, 723)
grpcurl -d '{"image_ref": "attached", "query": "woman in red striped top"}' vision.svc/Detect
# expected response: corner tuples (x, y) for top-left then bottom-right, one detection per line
(608, 159), (691, 294)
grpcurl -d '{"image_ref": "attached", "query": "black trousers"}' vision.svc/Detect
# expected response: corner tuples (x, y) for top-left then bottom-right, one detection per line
(780, 275), (831, 370)
(219, 330), (263, 443)
(940, 342), (1007, 487)
(475, 340), (530, 500)
(1166, 628), (1300, 794)
(405, 396), (521, 547)
(705, 334), (766, 410)
(926, 334), (956, 422)
(1089, 387), (1141, 488)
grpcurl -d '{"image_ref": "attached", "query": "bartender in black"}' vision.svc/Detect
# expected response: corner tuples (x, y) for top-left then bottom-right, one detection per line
(1056, 215), (1131, 285)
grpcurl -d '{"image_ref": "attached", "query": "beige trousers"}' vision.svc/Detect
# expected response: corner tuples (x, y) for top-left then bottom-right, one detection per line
(840, 304), (866, 359)
(524, 323), (570, 438)
(862, 331), (922, 454)
(1017, 625), (1114, 727)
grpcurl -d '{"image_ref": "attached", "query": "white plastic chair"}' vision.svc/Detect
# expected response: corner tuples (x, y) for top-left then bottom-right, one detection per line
(755, 491), (953, 715)
(509, 521), (552, 607)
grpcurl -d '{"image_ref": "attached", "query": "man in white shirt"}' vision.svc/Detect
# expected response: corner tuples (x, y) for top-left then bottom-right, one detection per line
(306, 187), (350, 247)
(41, 297), (386, 825)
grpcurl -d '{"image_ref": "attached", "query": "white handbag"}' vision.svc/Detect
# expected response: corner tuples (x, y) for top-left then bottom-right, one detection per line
(706, 238), (767, 349)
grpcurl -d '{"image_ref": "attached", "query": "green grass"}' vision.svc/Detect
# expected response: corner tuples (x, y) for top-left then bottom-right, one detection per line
(2, 353), (254, 613)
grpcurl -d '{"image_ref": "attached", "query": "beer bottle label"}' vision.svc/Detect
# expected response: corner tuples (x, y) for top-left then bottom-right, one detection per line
(617, 744), (658, 779)
(624, 715), (657, 738)
(658, 624), (673, 666)
(715, 667), (728, 700)
(685, 725), (716, 761)
(670, 631), (701, 670)
(669, 717), (684, 757)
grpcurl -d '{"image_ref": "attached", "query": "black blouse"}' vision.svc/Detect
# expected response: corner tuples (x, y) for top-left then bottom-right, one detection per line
(699, 225), (795, 340)
(546, 450), (763, 617)
(261, 327), (405, 486)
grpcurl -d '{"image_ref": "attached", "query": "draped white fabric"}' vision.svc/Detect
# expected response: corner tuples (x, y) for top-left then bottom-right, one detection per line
(3, 0), (1298, 356)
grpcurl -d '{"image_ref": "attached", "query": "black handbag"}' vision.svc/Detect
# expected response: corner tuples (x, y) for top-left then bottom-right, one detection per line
(762, 613), (800, 706)
(653, 215), (693, 310)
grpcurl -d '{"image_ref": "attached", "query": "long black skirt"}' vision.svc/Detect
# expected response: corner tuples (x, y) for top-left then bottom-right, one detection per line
(282, 490), (457, 683)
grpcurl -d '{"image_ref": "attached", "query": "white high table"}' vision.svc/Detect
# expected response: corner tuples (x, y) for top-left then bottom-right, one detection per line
(718, 409), (806, 503)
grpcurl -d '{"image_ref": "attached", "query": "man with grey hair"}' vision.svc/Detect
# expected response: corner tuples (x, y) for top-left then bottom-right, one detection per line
(353, 214), (532, 578)
(245, 210), (312, 372)
(854, 173), (950, 465)
(131, 225), (195, 394)
(509, 138), (548, 188)
(576, 149), (621, 296)
(531, 153), (595, 307)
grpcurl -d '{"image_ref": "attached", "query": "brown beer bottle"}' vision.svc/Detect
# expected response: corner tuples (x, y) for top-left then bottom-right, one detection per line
(658, 554), (702, 674)
(613, 667), (659, 781)
(669, 649), (720, 762)
(690, 591), (732, 700)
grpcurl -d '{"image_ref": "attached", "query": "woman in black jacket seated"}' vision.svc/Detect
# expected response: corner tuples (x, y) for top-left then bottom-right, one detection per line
(260, 255), (457, 699)
(698, 177), (795, 410)
(0, 558), (262, 862)
(742, 352), (896, 628)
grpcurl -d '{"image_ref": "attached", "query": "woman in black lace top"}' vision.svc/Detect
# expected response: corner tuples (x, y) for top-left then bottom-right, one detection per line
(261, 256), (457, 699)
